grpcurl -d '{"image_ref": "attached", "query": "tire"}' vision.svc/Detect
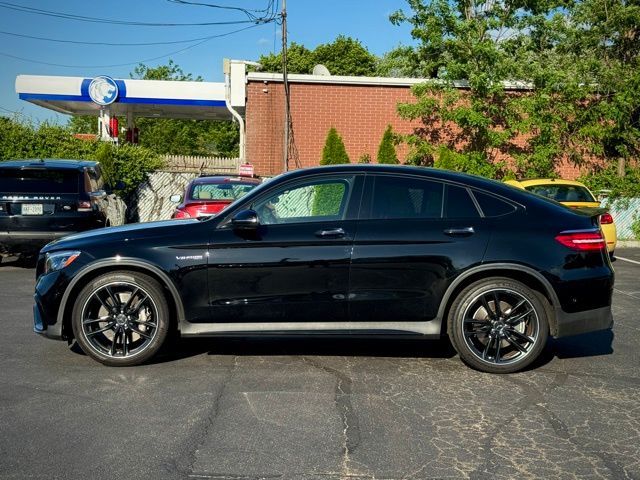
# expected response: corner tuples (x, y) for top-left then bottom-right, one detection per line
(448, 277), (550, 374)
(71, 271), (170, 366)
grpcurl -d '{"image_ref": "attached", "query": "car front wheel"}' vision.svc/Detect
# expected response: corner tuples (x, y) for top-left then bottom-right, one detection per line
(71, 271), (170, 366)
(448, 277), (550, 373)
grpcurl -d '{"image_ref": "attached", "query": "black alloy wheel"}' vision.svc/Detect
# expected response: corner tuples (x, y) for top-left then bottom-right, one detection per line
(72, 271), (169, 366)
(449, 277), (549, 373)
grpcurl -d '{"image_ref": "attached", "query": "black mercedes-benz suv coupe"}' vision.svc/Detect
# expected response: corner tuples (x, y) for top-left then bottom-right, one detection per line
(33, 165), (614, 373)
(0, 159), (126, 259)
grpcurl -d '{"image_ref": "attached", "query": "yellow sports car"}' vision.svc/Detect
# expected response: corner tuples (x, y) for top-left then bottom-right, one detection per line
(505, 179), (617, 254)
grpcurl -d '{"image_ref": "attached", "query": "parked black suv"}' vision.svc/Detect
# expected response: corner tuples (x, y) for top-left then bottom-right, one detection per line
(0, 159), (126, 259)
(33, 165), (613, 373)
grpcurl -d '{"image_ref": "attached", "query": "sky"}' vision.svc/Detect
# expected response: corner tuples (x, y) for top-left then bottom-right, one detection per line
(0, 0), (415, 124)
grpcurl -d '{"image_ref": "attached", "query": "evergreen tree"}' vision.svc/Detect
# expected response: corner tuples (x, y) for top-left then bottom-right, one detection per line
(321, 127), (350, 165)
(377, 125), (399, 164)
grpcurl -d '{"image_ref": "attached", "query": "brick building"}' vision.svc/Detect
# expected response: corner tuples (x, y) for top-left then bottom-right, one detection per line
(245, 72), (583, 179)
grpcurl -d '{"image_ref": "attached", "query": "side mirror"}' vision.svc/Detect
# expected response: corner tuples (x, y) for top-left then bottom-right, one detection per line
(114, 180), (126, 191)
(231, 209), (259, 230)
(170, 194), (182, 203)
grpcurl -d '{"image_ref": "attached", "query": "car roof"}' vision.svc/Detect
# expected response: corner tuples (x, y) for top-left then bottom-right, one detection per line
(0, 159), (98, 170)
(275, 164), (520, 193)
(190, 175), (261, 185)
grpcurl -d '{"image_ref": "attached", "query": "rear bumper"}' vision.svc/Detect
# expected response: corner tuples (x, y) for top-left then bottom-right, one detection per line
(554, 305), (613, 338)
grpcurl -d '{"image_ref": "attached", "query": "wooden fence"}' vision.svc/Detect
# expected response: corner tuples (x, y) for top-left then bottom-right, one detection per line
(161, 155), (241, 175)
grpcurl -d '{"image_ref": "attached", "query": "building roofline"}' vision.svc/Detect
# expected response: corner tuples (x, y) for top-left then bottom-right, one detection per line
(247, 72), (534, 90)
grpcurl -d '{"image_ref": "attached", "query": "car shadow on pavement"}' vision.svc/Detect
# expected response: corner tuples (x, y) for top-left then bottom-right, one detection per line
(154, 335), (458, 364)
(155, 329), (614, 368)
(525, 329), (615, 371)
(551, 329), (614, 359)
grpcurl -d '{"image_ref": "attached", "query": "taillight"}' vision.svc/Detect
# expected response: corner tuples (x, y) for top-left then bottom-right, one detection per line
(600, 213), (614, 225)
(555, 230), (606, 251)
(174, 209), (191, 219)
(77, 200), (92, 212)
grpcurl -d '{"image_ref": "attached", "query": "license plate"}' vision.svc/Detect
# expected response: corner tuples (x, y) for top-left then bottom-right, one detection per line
(22, 204), (44, 215)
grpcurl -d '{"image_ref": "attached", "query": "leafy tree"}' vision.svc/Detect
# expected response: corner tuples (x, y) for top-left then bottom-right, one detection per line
(515, 0), (640, 179)
(391, 0), (529, 178)
(313, 36), (377, 76)
(258, 36), (378, 76)
(321, 127), (350, 165)
(377, 125), (399, 164)
(389, 0), (640, 184)
(375, 46), (424, 78)
(68, 61), (239, 157)
(258, 42), (317, 74)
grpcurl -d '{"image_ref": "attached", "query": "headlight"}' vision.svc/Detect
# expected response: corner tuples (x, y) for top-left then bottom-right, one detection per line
(44, 251), (81, 274)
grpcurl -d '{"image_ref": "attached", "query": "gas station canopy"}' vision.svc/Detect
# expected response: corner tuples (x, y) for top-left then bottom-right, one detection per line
(15, 74), (236, 120)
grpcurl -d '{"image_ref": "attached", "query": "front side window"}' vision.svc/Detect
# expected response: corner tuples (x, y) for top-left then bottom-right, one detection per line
(253, 177), (351, 225)
(369, 175), (443, 219)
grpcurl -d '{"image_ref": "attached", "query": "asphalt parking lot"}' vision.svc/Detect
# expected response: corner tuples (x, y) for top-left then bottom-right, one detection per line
(1, 251), (639, 480)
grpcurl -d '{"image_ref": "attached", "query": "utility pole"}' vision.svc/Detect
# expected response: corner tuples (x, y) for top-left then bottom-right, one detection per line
(282, 0), (290, 172)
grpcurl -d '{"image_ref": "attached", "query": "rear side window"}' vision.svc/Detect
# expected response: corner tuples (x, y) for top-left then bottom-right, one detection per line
(370, 176), (443, 219)
(0, 169), (79, 194)
(445, 185), (480, 218)
(474, 191), (516, 217)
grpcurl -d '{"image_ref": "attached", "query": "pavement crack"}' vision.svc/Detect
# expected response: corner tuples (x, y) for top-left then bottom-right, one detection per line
(301, 357), (364, 479)
(168, 355), (240, 478)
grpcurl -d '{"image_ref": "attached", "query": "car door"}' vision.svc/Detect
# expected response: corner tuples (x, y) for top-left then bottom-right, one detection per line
(206, 173), (363, 324)
(349, 174), (491, 323)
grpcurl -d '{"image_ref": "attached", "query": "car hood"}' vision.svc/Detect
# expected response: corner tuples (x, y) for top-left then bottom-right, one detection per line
(42, 218), (200, 252)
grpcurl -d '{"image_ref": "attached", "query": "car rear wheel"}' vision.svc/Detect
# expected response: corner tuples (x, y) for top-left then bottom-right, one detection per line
(448, 277), (549, 373)
(71, 271), (169, 366)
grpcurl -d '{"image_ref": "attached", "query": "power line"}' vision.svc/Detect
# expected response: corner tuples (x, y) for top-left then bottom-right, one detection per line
(0, 28), (262, 47)
(0, 1), (276, 27)
(167, 0), (277, 22)
(0, 23), (267, 69)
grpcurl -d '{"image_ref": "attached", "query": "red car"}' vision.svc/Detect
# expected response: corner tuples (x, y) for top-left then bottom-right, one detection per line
(170, 176), (261, 219)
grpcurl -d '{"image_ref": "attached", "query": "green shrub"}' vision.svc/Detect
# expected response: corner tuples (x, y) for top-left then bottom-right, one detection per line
(631, 215), (640, 240)
(0, 116), (163, 196)
(321, 127), (350, 165)
(377, 125), (399, 164)
(93, 143), (164, 196)
(358, 153), (371, 164)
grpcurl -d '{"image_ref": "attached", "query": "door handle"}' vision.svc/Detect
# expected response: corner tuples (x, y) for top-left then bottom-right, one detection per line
(315, 228), (345, 238)
(444, 227), (475, 236)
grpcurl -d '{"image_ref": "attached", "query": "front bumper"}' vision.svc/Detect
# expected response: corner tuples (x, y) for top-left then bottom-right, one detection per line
(554, 305), (613, 338)
(33, 269), (71, 340)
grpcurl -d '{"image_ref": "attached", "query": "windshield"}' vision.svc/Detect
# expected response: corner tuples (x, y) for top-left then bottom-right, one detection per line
(524, 184), (595, 203)
(189, 182), (257, 201)
(0, 168), (79, 194)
